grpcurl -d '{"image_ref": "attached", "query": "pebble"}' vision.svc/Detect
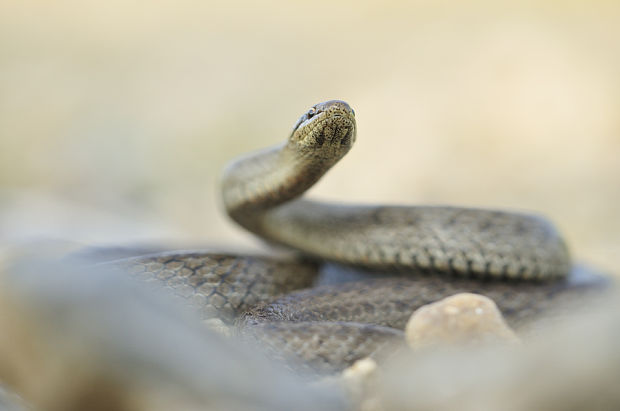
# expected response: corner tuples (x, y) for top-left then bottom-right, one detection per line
(405, 293), (520, 350)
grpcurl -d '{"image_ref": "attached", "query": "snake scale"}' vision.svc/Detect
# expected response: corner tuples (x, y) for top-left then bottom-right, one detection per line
(106, 100), (599, 374)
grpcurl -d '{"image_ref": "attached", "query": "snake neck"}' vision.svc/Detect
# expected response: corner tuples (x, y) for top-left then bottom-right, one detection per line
(221, 143), (343, 231)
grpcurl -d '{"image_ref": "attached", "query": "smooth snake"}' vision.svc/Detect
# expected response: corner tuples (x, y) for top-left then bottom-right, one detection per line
(104, 100), (602, 374)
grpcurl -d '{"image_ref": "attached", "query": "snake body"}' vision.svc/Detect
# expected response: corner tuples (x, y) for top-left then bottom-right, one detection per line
(222, 100), (570, 280)
(106, 100), (597, 374)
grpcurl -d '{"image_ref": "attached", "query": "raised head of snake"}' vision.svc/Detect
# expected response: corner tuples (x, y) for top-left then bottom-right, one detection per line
(222, 100), (356, 221)
(289, 100), (356, 159)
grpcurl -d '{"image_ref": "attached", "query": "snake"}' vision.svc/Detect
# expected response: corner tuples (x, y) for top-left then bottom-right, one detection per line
(102, 100), (602, 375)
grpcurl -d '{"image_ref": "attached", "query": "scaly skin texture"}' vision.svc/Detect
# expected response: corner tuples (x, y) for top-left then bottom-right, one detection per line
(108, 251), (318, 323)
(241, 321), (404, 375)
(242, 276), (593, 331)
(238, 272), (604, 374)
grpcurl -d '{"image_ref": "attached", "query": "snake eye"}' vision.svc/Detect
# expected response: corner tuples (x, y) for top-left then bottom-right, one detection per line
(292, 106), (320, 132)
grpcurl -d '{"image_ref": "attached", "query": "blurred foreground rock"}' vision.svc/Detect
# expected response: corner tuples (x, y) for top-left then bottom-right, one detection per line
(321, 284), (619, 411)
(377, 288), (620, 411)
(0, 258), (344, 411)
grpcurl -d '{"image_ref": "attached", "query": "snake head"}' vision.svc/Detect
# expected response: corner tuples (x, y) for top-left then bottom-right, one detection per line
(290, 100), (356, 160)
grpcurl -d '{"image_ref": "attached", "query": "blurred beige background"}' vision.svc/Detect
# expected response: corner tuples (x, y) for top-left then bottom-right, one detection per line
(1, 0), (618, 273)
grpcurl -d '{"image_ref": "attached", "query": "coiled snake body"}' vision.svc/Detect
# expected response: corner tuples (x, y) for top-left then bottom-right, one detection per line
(222, 100), (569, 280)
(112, 101), (595, 374)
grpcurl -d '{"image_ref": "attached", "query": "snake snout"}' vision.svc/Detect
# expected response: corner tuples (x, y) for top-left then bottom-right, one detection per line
(312, 114), (356, 158)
